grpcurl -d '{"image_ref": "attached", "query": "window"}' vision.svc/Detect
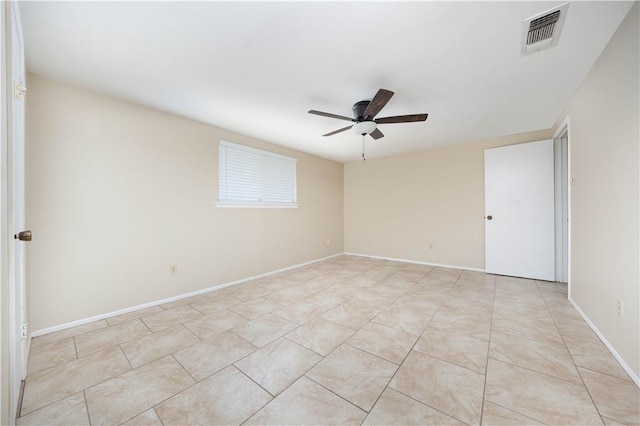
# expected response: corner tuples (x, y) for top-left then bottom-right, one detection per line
(218, 140), (298, 208)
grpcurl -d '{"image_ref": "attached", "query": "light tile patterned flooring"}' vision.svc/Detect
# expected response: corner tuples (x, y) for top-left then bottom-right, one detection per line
(18, 255), (639, 425)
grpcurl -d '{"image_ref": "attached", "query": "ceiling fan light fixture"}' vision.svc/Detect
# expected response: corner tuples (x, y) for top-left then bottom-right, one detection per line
(352, 121), (377, 135)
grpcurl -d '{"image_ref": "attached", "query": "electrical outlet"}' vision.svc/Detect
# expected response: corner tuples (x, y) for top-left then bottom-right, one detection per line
(170, 265), (178, 276)
(322, 237), (331, 248)
(617, 299), (623, 319)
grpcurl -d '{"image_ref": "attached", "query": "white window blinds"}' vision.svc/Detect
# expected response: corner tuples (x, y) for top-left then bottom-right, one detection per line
(218, 140), (298, 207)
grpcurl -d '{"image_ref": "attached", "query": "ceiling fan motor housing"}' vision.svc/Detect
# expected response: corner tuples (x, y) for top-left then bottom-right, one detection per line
(352, 100), (371, 121)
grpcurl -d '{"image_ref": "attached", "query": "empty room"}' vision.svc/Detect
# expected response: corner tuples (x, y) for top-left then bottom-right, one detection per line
(1, 1), (638, 425)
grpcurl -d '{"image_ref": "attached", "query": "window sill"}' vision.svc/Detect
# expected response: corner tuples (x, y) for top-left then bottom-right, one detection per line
(215, 202), (299, 209)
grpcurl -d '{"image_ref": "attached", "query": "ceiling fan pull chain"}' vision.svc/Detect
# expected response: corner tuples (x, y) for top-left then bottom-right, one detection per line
(362, 135), (366, 161)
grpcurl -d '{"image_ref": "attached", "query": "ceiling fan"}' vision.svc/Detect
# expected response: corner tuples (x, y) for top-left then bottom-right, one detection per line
(308, 88), (428, 140)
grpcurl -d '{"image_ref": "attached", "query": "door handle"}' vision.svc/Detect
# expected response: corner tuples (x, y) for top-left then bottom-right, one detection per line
(486, 215), (493, 221)
(14, 230), (32, 241)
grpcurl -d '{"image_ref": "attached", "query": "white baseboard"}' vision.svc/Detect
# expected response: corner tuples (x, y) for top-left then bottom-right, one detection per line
(30, 252), (343, 338)
(344, 252), (485, 272)
(568, 296), (640, 387)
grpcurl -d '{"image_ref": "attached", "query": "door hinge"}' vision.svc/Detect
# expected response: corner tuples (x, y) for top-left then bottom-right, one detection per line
(21, 321), (27, 338)
(14, 81), (26, 100)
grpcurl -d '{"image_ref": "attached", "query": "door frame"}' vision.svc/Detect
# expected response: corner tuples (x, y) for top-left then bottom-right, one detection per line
(0, 2), (9, 423)
(553, 116), (572, 290)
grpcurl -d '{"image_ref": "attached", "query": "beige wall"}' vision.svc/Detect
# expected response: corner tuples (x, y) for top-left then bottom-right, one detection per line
(557, 3), (639, 378)
(26, 74), (344, 331)
(344, 129), (552, 269)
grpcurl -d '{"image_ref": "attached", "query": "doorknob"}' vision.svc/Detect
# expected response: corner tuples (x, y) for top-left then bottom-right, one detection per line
(486, 215), (493, 221)
(14, 230), (32, 241)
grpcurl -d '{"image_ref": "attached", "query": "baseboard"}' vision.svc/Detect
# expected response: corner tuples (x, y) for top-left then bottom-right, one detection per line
(344, 252), (485, 272)
(30, 252), (343, 338)
(568, 296), (640, 387)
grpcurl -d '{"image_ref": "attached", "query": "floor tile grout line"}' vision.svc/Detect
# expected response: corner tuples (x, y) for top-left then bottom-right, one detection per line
(227, 328), (267, 351)
(284, 325), (355, 358)
(493, 276), (624, 422)
(354, 346), (415, 422)
(483, 400), (548, 425)
(487, 355), (605, 412)
(489, 327), (565, 349)
(364, 289), (458, 423)
(152, 406), (166, 426)
(541, 284), (611, 421)
(72, 334), (80, 361)
(301, 374), (370, 415)
(558, 341), (610, 423)
(118, 344), (135, 371)
(232, 338), (329, 408)
(187, 302), (211, 317)
(181, 317), (216, 341)
(385, 385), (473, 426)
(18, 389), (85, 421)
(231, 364), (278, 400)
(492, 281), (608, 384)
(112, 354), (205, 424)
(120, 356), (200, 426)
(73, 318), (152, 356)
(119, 326), (203, 370)
(410, 343), (490, 376)
(30, 320), (110, 350)
(27, 335), (79, 366)
(292, 277), (408, 411)
(166, 353), (197, 387)
(281, 335), (330, 361)
(342, 341), (403, 369)
(139, 316), (155, 334)
(573, 363), (636, 383)
(82, 390), (92, 425)
(479, 271), (498, 425)
(21, 349), (135, 419)
(20, 344), (136, 415)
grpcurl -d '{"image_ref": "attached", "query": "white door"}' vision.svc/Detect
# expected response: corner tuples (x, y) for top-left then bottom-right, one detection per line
(7, 2), (28, 421)
(484, 140), (555, 281)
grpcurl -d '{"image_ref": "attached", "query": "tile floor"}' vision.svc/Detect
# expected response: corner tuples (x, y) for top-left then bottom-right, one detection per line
(18, 255), (640, 425)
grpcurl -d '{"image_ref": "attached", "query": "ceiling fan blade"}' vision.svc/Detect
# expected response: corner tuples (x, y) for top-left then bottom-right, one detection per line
(375, 113), (428, 124)
(364, 89), (394, 119)
(308, 110), (353, 122)
(323, 125), (353, 137)
(369, 128), (384, 140)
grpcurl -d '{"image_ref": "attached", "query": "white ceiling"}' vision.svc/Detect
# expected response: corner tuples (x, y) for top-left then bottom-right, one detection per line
(20, 1), (633, 163)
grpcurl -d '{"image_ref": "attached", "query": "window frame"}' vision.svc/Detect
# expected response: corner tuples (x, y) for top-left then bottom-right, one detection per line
(216, 140), (298, 209)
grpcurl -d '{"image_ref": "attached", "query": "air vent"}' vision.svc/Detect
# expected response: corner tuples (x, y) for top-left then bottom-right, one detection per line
(521, 3), (569, 56)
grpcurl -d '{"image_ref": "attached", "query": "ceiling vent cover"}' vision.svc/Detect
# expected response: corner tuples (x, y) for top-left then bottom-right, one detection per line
(522, 3), (569, 55)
